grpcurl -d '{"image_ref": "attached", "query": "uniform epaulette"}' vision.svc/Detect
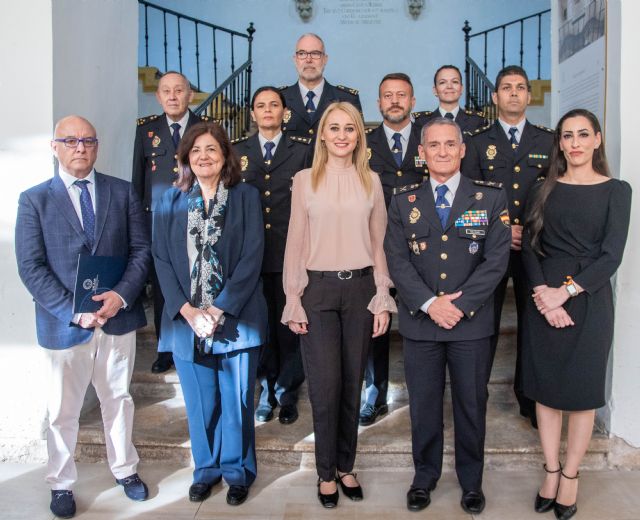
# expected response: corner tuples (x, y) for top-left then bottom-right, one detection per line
(465, 109), (485, 117)
(278, 85), (289, 91)
(463, 130), (474, 137)
(337, 84), (359, 96)
(473, 179), (503, 189)
(199, 114), (211, 121)
(365, 127), (374, 134)
(412, 110), (432, 119)
(535, 124), (554, 133)
(536, 175), (546, 182)
(393, 183), (422, 195)
(472, 123), (492, 135)
(230, 136), (249, 145)
(137, 114), (160, 126)
(289, 135), (312, 144)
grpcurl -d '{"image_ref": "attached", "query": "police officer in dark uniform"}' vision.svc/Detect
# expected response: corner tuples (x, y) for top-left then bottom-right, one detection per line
(280, 33), (361, 142)
(359, 73), (428, 426)
(413, 65), (486, 134)
(461, 65), (554, 428)
(384, 117), (510, 514)
(233, 86), (311, 425)
(132, 71), (212, 373)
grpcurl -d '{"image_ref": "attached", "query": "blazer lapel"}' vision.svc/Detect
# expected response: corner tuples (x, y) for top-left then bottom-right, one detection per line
(49, 175), (88, 247)
(174, 193), (191, 292)
(415, 184), (443, 233)
(269, 137), (294, 171)
(311, 82), (338, 124)
(400, 124), (421, 169)
(443, 176), (476, 232)
(370, 126), (398, 170)
(284, 86), (308, 124)
(513, 121), (537, 163)
(92, 172), (110, 252)
(247, 135), (267, 172)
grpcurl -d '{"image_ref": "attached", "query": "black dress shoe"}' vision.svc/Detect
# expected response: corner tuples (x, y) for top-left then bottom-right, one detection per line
(461, 490), (486, 514)
(279, 404), (299, 425)
(50, 490), (76, 518)
(407, 487), (431, 511)
(554, 501), (577, 520)
(189, 482), (213, 502)
(255, 405), (274, 422)
(151, 352), (174, 373)
(317, 478), (339, 508)
(359, 403), (388, 426)
(535, 463), (561, 513)
(226, 485), (249, 506)
(337, 472), (363, 501)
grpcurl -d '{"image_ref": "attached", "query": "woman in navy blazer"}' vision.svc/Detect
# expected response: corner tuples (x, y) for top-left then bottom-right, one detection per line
(152, 121), (267, 506)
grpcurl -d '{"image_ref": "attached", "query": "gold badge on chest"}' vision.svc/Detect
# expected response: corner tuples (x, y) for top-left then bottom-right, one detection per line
(240, 156), (249, 171)
(486, 144), (497, 160)
(409, 207), (421, 224)
(152, 135), (161, 148)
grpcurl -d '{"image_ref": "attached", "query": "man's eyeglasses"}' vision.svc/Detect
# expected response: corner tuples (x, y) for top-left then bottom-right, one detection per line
(295, 50), (324, 60)
(54, 138), (99, 148)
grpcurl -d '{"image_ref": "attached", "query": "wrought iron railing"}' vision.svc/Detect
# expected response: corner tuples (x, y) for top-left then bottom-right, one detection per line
(463, 9), (550, 116)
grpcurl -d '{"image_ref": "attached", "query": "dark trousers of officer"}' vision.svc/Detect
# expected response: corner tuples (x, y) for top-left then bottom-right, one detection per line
(491, 251), (535, 418)
(404, 337), (492, 492)
(300, 270), (375, 482)
(257, 273), (305, 409)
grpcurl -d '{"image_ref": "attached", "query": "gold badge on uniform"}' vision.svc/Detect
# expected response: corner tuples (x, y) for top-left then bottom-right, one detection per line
(411, 240), (420, 255)
(283, 109), (291, 124)
(408, 194), (416, 203)
(152, 135), (161, 148)
(475, 192), (483, 200)
(409, 207), (421, 224)
(486, 144), (497, 160)
(367, 147), (372, 160)
(240, 156), (248, 172)
(499, 209), (511, 227)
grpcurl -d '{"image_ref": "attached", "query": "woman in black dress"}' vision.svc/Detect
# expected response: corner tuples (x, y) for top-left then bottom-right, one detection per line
(521, 109), (631, 520)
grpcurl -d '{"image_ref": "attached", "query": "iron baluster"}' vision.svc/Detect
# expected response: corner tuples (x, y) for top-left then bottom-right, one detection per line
(213, 28), (218, 88)
(177, 16), (182, 73)
(231, 34), (235, 72)
(195, 22), (200, 90)
(163, 11), (167, 72)
(520, 19), (524, 67)
(483, 32), (488, 75)
(144, 4), (149, 66)
(463, 20), (471, 109)
(501, 25), (506, 69)
(537, 14), (542, 79)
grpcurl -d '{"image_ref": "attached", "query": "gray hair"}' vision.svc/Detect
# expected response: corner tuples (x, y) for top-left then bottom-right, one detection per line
(419, 117), (464, 145)
(296, 33), (325, 52)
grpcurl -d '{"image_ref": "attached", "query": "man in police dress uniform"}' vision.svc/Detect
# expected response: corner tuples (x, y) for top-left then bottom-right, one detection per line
(132, 71), (212, 373)
(384, 117), (510, 514)
(233, 86), (311, 425)
(360, 73), (428, 426)
(413, 65), (486, 134)
(280, 33), (362, 143)
(461, 65), (554, 428)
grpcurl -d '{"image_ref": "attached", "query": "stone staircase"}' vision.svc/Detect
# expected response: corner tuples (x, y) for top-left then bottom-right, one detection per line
(76, 294), (610, 470)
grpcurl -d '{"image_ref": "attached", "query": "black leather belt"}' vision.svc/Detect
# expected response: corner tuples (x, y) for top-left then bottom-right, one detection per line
(307, 266), (373, 280)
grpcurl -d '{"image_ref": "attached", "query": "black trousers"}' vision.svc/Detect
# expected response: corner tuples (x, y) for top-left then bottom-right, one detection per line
(300, 270), (375, 481)
(404, 337), (492, 492)
(491, 251), (535, 417)
(257, 273), (304, 408)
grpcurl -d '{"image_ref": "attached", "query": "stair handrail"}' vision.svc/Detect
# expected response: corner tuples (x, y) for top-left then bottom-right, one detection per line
(465, 56), (497, 123)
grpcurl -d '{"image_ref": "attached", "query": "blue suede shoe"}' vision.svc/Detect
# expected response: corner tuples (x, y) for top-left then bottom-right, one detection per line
(116, 473), (149, 501)
(50, 490), (76, 518)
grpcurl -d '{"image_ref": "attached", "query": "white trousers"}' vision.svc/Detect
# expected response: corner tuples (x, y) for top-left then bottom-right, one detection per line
(43, 329), (139, 490)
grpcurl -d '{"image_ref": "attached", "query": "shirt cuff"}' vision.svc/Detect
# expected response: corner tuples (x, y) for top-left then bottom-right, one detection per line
(420, 296), (437, 315)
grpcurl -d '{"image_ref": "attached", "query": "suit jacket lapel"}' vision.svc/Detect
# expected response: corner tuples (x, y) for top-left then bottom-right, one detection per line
(401, 123), (421, 169)
(186, 110), (199, 130)
(247, 135), (266, 172)
(270, 137), (293, 171)
(513, 121), (536, 163)
(444, 176), (476, 231)
(49, 175), (86, 245)
(174, 193), (191, 292)
(490, 122), (513, 159)
(285, 85), (308, 123)
(370, 126), (398, 170)
(312, 82), (338, 124)
(92, 172), (110, 252)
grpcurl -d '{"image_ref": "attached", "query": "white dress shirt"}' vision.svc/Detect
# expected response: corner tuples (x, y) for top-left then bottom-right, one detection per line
(438, 106), (461, 119)
(258, 131), (283, 158)
(498, 117), (526, 144)
(382, 121), (412, 161)
(166, 111), (191, 138)
(298, 79), (325, 107)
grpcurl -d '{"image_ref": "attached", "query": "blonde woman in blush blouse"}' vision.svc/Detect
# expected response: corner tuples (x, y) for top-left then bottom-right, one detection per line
(282, 102), (397, 508)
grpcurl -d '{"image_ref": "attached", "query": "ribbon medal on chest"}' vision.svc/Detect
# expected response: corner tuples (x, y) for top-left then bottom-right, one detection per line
(455, 209), (488, 227)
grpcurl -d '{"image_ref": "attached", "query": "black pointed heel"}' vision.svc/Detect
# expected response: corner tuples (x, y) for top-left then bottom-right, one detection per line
(535, 463), (562, 513)
(554, 471), (579, 520)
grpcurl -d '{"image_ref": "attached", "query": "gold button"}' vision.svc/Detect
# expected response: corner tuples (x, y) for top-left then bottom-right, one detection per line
(440, 253), (448, 260)
(514, 165), (521, 173)
(397, 171), (403, 177)
(537, 164), (542, 168)
(470, 311), (475, 317)
(513, 218), (520, 224)
(151, 152), (156, 157)
(242, 179), (246, 182)
(265, 207), (271, 213)
(265, 174), (271, 180)
(438, 291), (445, 296)
(174, 154), (178, 160)
(488, 165), (494, 171)
(441, 235), (448, 241)
(173, 167), (178, 173)
(265, 191), (271, 197)
(309, 129), (314, 135)
(440, 273), (447, 280)
(265, 223), (271, 229)
(514, 200), (520, 206)
(513, 183), (519, 189)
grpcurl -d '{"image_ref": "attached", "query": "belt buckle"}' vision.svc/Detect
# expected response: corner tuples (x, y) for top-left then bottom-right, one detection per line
(337, 270), (353, 280)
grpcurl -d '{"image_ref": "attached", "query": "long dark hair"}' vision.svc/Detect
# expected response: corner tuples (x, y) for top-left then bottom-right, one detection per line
(526, 108), (610, 255)
(175, 121), (241, 192)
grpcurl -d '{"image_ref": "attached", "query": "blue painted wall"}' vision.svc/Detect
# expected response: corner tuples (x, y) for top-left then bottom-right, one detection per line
(139, 0), (550, 120)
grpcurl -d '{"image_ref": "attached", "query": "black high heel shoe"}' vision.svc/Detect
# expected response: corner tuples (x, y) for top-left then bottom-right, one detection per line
(554, 471), (579, 520)
(317, 477), (339, 508)
(535, 463), (562, 513)
(337, 471), (363, 501)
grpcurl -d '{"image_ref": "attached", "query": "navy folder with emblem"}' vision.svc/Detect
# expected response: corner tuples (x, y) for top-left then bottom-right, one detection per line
(73, 254), (127, 313)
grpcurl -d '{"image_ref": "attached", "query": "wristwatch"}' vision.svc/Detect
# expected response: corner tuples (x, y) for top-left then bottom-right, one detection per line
(564, 276), (578, 297)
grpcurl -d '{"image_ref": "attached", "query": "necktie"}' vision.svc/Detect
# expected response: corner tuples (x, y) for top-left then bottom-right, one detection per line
(508, 126), (518, 152)
(75, 179), (95, 248)
(171, 122), (181, 148)
(392, 132), (403, 167)
(444, 112), (454, 120)
(435, 184), (450, 230)
(305, 91), (316, 113)
(264, 141), (275, 163)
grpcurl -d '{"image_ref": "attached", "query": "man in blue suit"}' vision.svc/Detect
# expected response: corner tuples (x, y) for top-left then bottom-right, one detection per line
(16, 116), (151, 519)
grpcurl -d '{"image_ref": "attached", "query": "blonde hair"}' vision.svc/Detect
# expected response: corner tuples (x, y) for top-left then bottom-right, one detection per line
(310, 102), (372, 195)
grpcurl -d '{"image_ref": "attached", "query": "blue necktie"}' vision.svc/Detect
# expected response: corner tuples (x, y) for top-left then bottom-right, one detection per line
(508, 126), (518, 152)
(392, 132), (403, 167)
(444, 112), (454, 120)
(305, 91), (316, 113)
(171, 122), (181, 149)
(75, 180), (95, 248)
(264, 141), (275, 162)
(435, 184), (450, 230)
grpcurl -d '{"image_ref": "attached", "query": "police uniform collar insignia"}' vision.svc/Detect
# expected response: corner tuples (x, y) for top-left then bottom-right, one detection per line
(283, 109), (292, 124)
(409, 207), (421, 224)
(486, 144), (497, 160)
(337, 84), (359, 95)
(240, 156), (249, 171)
(152, 135), (161, 147)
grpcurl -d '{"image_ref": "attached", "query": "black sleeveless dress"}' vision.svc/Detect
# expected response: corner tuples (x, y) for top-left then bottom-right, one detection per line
(521, 179), (632, 410)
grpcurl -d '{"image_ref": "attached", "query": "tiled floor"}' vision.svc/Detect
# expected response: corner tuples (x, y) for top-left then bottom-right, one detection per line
(2, 462), (640, 519)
